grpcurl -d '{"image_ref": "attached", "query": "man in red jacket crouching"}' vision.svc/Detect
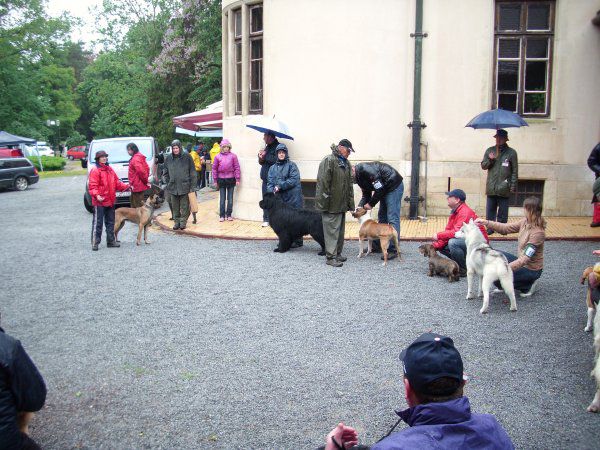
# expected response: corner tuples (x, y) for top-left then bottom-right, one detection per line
(89, 150), (131, 251)
(432, 189), (488, 276)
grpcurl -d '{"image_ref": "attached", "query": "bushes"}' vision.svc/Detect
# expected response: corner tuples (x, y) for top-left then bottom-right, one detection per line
(27, 156), (67, 171)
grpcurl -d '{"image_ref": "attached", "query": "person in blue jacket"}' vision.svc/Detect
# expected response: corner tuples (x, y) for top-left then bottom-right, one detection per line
(267, 143), (304, 248)
(321, 333), (514, 450)
(0, 318), (47, 450)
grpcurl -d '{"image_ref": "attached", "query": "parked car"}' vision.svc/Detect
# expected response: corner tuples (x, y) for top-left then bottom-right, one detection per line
(24, 145), (54, 157)
(83, 137), (159, 212)
(67, 145), (87, 160)
(0, 148), (24, 158)
(0, 157), (39, 191)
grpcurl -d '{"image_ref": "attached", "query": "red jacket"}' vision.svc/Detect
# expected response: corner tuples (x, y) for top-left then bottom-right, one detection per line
(432, 202), (489, 249)
(128, 152), (149, 192)
(89, 163), (130, 207)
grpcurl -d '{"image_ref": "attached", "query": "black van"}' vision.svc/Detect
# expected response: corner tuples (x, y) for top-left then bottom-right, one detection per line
(0, 157), (39, 191)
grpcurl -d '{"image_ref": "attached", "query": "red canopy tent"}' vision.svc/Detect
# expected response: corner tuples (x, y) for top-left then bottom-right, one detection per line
(173, 100), (223, 132)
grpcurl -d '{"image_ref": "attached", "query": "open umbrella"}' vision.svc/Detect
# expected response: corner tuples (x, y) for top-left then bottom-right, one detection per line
(465, 108), (528, 156)
(245, 115), (294, 140)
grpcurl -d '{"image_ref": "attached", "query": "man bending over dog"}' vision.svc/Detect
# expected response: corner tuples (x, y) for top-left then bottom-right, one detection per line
(320, 333), (514, 449)
(432, 189), (488, 277)
(353, 162), (404, 261)
(0, 316), (47, 449)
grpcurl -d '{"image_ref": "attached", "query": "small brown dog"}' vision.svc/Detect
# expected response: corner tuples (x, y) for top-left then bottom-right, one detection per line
(580, 265), (599, 332)
(114, 193), (160, 245)
(351, 207), (400, 266)
(418, 243), (460, 282)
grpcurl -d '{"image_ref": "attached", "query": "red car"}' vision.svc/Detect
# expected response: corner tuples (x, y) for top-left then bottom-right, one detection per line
(0, 148), (24, 158)
(67, 146), (87, 160)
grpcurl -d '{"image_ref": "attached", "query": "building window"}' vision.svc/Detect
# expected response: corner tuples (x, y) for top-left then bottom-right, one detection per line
(494, 1), (555, 117)
(509, 179), (544, 207)
(301, 181), (317, 210)
(233, 8), (242, 115)
(249, 5), (263, 114)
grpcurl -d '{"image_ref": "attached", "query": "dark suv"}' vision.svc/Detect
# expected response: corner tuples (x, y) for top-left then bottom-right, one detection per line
(0, 157), (39, 191)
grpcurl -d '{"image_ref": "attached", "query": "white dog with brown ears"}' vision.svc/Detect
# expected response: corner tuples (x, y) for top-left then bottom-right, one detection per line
(351, 207), (400, 266)
(455, 219), (517, 314)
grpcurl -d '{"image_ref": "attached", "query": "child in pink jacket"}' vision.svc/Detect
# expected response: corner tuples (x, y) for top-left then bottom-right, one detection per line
(212, 139), (241, 221)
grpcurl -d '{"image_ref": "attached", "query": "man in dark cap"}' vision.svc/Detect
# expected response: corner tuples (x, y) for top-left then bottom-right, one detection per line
(320, 333), (514, 450)
(258, 132), (280, 227)
(163, 139), (197, 230)
(316, 139), (355, 267)
(481, 129), (518, 231)
(432, 189), (488, 275)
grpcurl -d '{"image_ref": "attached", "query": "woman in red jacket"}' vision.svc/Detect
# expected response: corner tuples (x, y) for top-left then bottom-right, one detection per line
(88, 150), (130, 251)
(127, 142), (149, 208)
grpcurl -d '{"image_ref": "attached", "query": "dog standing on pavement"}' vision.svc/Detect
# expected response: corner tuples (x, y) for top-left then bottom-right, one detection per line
(455, 219), (517, 314)
(114, 193), (160, 245)
(580, 264), (600, 332)
(418, 243), (459, 282)
(351, 207), (400, 266)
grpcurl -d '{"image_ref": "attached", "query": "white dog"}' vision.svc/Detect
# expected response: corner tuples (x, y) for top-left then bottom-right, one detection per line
(455, 219), (517, 314)
(589, 308), (600, 412)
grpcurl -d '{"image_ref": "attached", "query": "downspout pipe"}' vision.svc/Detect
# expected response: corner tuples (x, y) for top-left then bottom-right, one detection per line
(408, 0), (427, 219)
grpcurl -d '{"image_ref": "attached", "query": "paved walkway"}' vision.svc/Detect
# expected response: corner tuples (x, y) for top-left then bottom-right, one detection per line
(155, 189), (600, 241)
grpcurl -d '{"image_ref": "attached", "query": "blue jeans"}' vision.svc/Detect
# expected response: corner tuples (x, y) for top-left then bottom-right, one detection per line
(219, 185), (235, 218)
(439, 238), (467, 270)
(486, 195), (509, 223)
(494, 250), (542, 292)
(378, 181), (404, 251)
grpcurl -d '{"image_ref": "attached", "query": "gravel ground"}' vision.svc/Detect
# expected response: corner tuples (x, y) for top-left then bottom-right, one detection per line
(0, 176), (599, 449)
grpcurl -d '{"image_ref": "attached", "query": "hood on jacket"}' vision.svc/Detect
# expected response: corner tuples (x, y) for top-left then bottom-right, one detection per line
(275, 143), (289, 163)
(397, 397), (471, 427)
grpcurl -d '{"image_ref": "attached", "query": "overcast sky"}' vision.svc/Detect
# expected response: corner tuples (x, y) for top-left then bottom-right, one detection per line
(46, 0), (104, 46)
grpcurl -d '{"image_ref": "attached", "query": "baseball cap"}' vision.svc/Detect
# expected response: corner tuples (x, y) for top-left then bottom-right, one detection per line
(400, 332), (464, 393)
(338, 139), (355, 153)
(445, 189), (466, 202)
(94, 150), (108, 160)
(494, 129), (509, 139)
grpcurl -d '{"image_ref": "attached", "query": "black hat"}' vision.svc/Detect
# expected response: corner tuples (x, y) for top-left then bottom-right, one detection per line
(445, 189), (466, 202)
(400, 332), (464, 393)
(338, 139), (355, 153)
(494, 129), (509, 139)
(94, 150), (108, 161)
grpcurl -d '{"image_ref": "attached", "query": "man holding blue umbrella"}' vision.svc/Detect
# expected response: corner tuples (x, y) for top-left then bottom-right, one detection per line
(480, 129), (518, 228)
(258, 132), (280, 226)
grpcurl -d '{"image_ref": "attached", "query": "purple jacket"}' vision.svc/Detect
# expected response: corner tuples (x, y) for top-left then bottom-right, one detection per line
(212, 151), (240, 181)
(372, 397), (514, 450)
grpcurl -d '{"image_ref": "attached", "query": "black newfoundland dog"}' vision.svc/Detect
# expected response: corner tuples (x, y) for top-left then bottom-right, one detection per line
(259, 193), (326, 255)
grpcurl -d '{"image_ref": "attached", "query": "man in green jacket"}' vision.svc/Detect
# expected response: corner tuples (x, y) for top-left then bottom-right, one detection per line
(163, 139), (197, 230)
(316, 139), (355, 267)
(480, 129), (518, 229)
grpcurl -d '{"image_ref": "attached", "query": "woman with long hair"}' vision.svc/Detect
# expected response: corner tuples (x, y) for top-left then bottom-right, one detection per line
(475, 196), (546, 297)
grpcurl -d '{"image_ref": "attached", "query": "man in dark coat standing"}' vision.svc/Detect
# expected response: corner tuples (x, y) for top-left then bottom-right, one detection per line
(353, 162), (404, 260)
(163, 139), (197, 231)
(258, 132), (280, 227)
(0, 321), (47, 450)
(587, 142), (600, 227)
(316, 139), (355, 267)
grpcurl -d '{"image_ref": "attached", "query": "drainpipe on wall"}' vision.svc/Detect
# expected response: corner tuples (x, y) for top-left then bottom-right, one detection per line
(407, 0), (427, 219)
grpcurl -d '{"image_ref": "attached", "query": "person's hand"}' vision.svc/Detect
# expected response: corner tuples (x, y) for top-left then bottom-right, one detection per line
(593, 250), (600, 256)
(96, 195), (104, 202)
(236, 181), (240, 186)
(258, 150), (266, 158)
(432, 233), (438, 241)
(474, 218), (486, 226)
(363, 203), (372, 210)
(325, 423), (359, 450)
(214, 183), (219, 189)
(488, 151), (496, 160)
(274, 186), (280, 193)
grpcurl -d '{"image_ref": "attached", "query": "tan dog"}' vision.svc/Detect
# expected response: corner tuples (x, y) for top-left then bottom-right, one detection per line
(114, 194), (159, 245)
(351, 207), (400, 266)
(581, 265), (599, 332)
(418, 243), (460, 282)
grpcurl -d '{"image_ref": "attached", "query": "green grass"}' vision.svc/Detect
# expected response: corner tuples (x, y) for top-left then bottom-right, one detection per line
(39, 169), (87, 178)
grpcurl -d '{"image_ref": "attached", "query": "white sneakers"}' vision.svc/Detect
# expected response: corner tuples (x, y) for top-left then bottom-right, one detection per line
(261, 221), (269, 227)
(519, 279), (540, 298)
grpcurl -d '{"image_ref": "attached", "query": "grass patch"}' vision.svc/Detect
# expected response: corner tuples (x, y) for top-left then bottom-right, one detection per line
(39, 169), (87, 178)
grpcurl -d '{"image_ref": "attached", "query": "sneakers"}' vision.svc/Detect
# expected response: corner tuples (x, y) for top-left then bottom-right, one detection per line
(173, 223), (180, 230)
(336, 254), (347, 262)
(107, 241), (120, 248)
(491, 288), (504, 294)
(519, 279), (540, 298)
(92, 243), (99, 251)
(326, 258), (343, 267)
(261, 221), (269, 227)
(591, 222), (600, 228)
(179, 224), (186, 230)
(227, 216), (234, 221)
(219, 217), (225, 222)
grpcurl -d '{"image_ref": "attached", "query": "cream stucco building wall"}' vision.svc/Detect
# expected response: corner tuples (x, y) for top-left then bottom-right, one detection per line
(222, 0), (600, 221)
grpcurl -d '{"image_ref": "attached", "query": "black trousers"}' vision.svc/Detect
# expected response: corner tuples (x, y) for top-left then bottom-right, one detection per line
(92, 205), (116, 246)
(486, 195), (509, 223)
